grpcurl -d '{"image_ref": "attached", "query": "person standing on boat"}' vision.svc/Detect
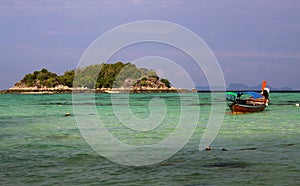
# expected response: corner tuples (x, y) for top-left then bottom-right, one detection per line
(262, 88), (270, 106)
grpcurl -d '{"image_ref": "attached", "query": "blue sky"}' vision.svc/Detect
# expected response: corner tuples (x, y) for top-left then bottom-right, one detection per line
(1, 0), (300, 89)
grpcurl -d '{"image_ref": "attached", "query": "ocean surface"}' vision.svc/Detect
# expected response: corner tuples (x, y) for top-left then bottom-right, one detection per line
(0, 93), (299, 185)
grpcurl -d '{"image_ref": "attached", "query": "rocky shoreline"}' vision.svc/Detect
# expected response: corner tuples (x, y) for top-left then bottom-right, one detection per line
(1, 86), (194, 94)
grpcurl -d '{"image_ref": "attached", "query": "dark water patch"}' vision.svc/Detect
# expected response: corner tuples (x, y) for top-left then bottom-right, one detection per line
(270, 103), (300, 106)
(62, 153), (106, 164)
(269, 100), (300, 106)
(66, 153), (96, 160)
(282, 143), (295, 146)
(276, 143), (295, 147)
(204, 161), (250, 168)
(188, 103), (212, 106)
(43, 102), (73, 106)
(73, 100), (209, 106)
(44, 133), (80, 140)
(237, 147), (258, 151)
(0, 113), (75, 123)
(73, 103), (111, 106)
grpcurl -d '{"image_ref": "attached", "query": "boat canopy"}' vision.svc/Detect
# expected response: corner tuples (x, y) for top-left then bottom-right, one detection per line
(236, 92), (263, 99)
(226, 91), (263, 101)
(226, 92), (237, 96)
(226, 92), (237, 102)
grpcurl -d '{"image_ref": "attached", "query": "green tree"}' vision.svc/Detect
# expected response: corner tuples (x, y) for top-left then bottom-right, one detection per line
(22, 73), (35, 86)
(59, 70), (75, 87)
(45, 77), (59, 87)
(21, 68), (58, 87)
(96, 62), (127, 88)
(74, 64), (102, 88)
(160, 78), (171, 88)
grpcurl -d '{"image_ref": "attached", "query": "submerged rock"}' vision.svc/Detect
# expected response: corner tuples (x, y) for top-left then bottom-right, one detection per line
(205, 161), (250, 168)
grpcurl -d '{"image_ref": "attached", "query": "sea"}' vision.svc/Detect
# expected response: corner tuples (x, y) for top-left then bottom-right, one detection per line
(0, 92), (299, 186)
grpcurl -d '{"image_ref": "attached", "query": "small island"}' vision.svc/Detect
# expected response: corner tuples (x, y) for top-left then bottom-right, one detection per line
(2, 62), (192, 94)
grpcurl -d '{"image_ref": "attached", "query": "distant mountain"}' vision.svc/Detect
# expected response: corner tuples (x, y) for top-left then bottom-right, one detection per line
(195, 85), (226, 91)
(280, 87), (293, 91)
(227, 83), (261, 91)
(227, 83), (293, 91)
(196, 83), (293, 91)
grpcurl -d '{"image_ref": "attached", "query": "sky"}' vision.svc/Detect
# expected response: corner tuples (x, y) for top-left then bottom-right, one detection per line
(1, 0), (300, 90)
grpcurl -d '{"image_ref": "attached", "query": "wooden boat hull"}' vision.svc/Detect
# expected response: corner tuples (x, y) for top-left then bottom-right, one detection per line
(229, 103), (266, 113)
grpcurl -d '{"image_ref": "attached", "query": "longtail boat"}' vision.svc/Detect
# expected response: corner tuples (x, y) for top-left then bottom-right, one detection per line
(227, 81), (270, 114)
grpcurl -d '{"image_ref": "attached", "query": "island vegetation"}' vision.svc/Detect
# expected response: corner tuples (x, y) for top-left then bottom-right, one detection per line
(4, 62), (182, 94)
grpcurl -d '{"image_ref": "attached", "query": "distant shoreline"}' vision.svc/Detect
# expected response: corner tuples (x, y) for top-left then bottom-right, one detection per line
(1, 88), (300, 94)
(197, 90), (300, 93)
(0, 87), (195, 94)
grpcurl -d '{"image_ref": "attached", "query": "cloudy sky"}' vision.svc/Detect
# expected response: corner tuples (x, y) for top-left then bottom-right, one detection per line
(1, 0), (300, 89)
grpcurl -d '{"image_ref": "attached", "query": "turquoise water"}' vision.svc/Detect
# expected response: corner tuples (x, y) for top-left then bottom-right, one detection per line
(0, 93), (299, 185)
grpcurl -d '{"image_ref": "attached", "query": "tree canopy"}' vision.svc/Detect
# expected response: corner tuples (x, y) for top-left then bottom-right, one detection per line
(21, 68), (60, 87)
(17, 62), (171, 89)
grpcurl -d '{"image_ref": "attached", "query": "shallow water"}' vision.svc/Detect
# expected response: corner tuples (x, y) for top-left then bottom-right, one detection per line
(0, 93), (299, 185)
